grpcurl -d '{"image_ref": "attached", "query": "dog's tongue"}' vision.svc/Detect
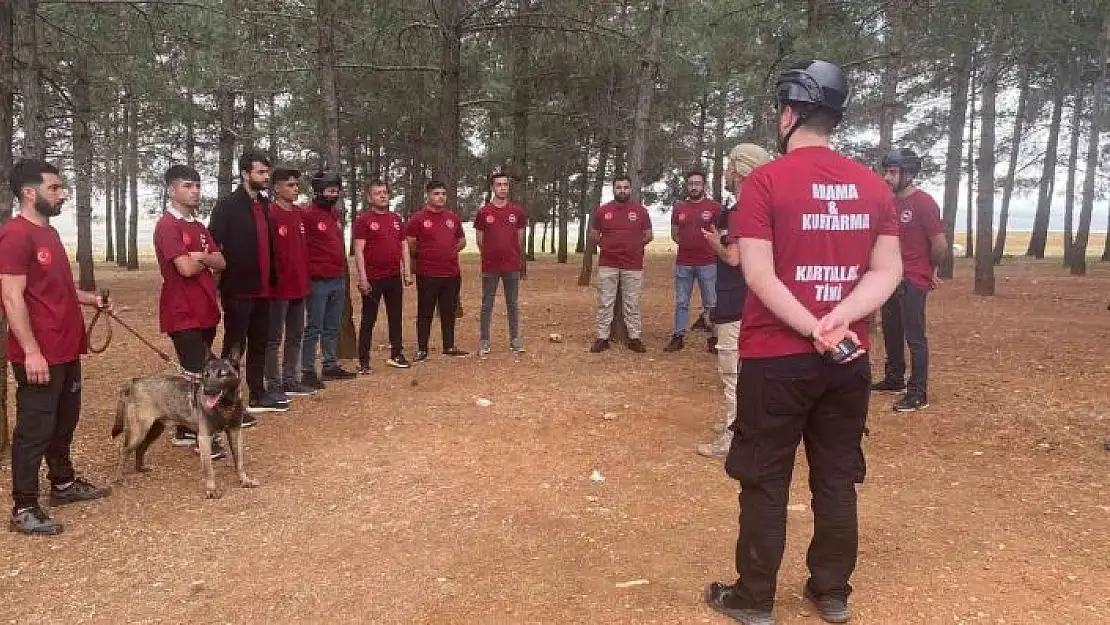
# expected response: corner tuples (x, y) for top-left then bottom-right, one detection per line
(203, 392), (223, 410)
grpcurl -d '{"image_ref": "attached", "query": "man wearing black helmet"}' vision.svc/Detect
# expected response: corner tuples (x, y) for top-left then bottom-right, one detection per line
(872, 148), (947, 412)
(301, 171), (357, 384)
(704, 60), (903, 625)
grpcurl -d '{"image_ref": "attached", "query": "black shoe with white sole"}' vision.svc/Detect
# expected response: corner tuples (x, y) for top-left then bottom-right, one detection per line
(247, 396), (287, 414)
(803, 584), (851, 624)
(893, 392), (929, 413)
(49, 478), (111, 506)
(9, 505), (63, 535)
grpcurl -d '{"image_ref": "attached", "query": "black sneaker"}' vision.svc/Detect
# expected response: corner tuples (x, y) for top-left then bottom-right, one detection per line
(707, 336), (718, 353)
(172, 426), (198, 447)
(663, 334), (684, 352)
(322, 365), (357, 381)
(194, 435), (229, 460)
(270, 390), (291, 405)
(247, 396), (288, 414)
(893, 392), (929, 413)
(443, 347), (469, 358)
(49, 478), (111, 506)
(357, 363), (372, 375)
(413, 350), (429, 363)
(803, 584), (851, 624)
(387, 354), (411, 369)
(282, 381), (318, 397)
(589, 339), (610, 353)
(703, 582), (774, 625)
(9, 505), (63, 535)
(871, 378), (905, 392)
(691, 313), (712, 333)
(301, 371), (327, 391)
(240, 413), (258, 428)
(627, 339), (647, 353)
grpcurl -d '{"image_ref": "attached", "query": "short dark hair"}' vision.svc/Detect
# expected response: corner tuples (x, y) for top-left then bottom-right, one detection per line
(271, 167), (301, 185)
(365, 178), (390, 192)
(9, 159), (60, 197)
(612, 174), (632, 186)
(238, 149), (272, 176)
(425, 180), (447, 193)
(488, 171), (510, 186)
(684, 169), (707, 182)
(164, 164), (200, 187)
(784, 103), (840, 135)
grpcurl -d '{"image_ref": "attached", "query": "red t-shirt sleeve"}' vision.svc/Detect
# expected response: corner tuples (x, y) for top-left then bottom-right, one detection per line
(876, 188), (900, 237)
(199, 225), (220, 253)
(404, 215), (421, 238)
(155, 220), (188, 261)
(920, 194), (944, 237)
(734, 172), (773, 241)
(0, 228), (32, 275)
(670, 204), (680, 226)
(453, 215), (465, 239)
(640, 207), (652, 231)
(473, 207), (488, 232)
(352, 214), (369, 241)
(515, 206), (528, 229)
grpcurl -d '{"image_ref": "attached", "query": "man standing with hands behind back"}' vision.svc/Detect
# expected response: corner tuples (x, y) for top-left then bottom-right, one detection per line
(704, 60), (902, 625)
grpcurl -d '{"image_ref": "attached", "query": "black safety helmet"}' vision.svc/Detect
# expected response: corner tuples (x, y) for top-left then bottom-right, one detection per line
(881, 148), (922, 176)
(775, 59), (851, 117)
(310, 170), (342, 195)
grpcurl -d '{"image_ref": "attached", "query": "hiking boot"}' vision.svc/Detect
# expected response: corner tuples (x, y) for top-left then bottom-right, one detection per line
(387, 354), (411, 369)
(663, 334), (685, 352)
(248, 396), (288, 414)
(697, 431), (733, 458)
(9, 506), (63, 536)
(627, 339), (647, 353)
(301, 371), (327, 391)
(322, 365), (357, 381)
(803, 585), (850, 624)
(443, 347), (469, 358)
(413, 350), (429, 363)
(194, 435), (228, 460)
(870, 378), (905, 392)
(49, 478), (111, 506)
(893, 392), (929, 413)
(589, 339), (610, 353)
(172, 426), (198, 447)
(357, 363), (372, 375)
(282, 381), (318, 397)
(704, 582), (774, 625)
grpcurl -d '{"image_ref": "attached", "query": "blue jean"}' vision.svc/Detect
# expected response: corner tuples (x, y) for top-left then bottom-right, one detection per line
(479, 272), (522, 347)
(674, 263), (717, 335)
(302, 276), (345, 373)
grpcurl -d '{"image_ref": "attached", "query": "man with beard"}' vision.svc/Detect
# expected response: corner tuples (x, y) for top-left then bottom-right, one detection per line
(1, 159), (113, 535)
(154, 165), (229, 457)
(695, 144), (772, 459)
(871, 148), (947, 413)
(588, 175), (652, 354)
(208, 149), (282, 417)
(301, 171), (358, 383)
(405, 180), (469, 362)
(474, 172), (528, 355)
(664, 170), (721, 353)
(703, 60), (902, 625)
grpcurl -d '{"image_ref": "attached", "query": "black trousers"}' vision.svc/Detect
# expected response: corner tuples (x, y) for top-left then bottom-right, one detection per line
(170, 327), (218, 374)
(359, 275), (404, 363)
(880, 280), (929, 393)
(415, 275), (460, 352)
(724, 353), (870, 612)
(220, 295), (270, 401)
(10, 361), (82, 509)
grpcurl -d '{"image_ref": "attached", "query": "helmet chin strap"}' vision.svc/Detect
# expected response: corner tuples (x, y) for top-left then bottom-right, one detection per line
(777, 106), (810, 154)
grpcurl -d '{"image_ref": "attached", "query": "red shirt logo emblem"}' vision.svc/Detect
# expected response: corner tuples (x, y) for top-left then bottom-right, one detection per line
(317, 221), (328, 232)
(370, 222), (380, 231)
(508, 214), (517, 224)
(181, 232), (192, 246)
(485, 215), (495, 224)
(678, 212), (688, 222)
(278, 225), (288, 237)
(603, 212), (614, 221)
(628, 212), (638, 222)
(423, 219), (433, 228)
(900, 209), (913, 224)
(393, 221), (401, 230)
(36, 247), (52, 266)
(446, 219), (455, 229)
(701, 211), (713, 222)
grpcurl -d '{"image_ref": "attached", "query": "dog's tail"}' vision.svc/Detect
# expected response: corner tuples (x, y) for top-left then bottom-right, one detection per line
(110, 386), (132, 439)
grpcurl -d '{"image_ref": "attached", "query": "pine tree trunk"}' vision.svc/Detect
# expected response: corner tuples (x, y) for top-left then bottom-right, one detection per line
(1071, 17), (1108, 275)
(578, 136), (610, 286)
(1063, 89), (1083, 267)
(877, 0), (903, 158)
(185, 90), (196, 171)
(13, 0), (43, 158)
(73, 54), (95, 290)
(0, 0), (13, 453)
(973, 51), (998, 296)
(575, 140), (591, 254)
(558, 173), (570, 264)
(964, 59), (977, 259)
(939, 46), (970, 279)
(993, 61), (1030, 265)
(711, 86), (727, 202)
(268, 92), (279, 158)
(104, 155), (114, 262)
(126, 96), (139, 271)
(1026, 85), (1063, 258)
(627, 0), (666, 203)
(436, 0), (462, 209)
(115, 104), (127, 267)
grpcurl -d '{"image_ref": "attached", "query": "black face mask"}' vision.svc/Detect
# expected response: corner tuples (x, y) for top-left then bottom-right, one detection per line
(36, 196), (62, 217)
(316, 196), (339, 208)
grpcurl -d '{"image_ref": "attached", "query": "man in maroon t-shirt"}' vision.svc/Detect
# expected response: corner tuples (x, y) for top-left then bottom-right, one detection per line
(474, 172), (528, 355)
(405, 180), (469, 361)
(665, 169), (722, 352)
(1, 159), (112, 535)
(704, 61), (903, 625)
(154, 165), (229, 456)
(353, 179), (412, 371)
(265, 167), (319, 400)
(588, 175), (652, 354)
(872, 148), (948, 412)
(300, 170), (357, 383)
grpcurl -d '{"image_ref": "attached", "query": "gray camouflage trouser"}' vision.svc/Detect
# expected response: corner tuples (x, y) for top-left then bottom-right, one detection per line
(596, 266), (643, 340)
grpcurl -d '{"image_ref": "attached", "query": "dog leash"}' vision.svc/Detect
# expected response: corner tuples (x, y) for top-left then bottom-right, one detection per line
(86, 289), (189, 375)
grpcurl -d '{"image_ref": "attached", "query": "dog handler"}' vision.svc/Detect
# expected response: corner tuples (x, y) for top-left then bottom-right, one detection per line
(703, 60), (902, 624)
(154, 165), (229, 458)
(1, 159), (113, 535)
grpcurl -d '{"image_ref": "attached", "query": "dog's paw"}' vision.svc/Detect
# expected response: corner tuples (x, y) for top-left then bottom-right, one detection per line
(239, 476), (260, 489)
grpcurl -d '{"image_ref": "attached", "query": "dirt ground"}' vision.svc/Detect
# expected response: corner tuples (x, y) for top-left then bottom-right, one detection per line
(1, 254), (1108, 625)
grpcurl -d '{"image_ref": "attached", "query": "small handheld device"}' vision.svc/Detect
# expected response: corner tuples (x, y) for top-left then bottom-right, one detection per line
(828, 336), (860, 364)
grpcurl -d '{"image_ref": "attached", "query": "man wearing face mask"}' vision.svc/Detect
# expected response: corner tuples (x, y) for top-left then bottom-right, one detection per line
(208, 149), (281, 417)
(301, 171), (357, 383)
(1, 159), (113, 535)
